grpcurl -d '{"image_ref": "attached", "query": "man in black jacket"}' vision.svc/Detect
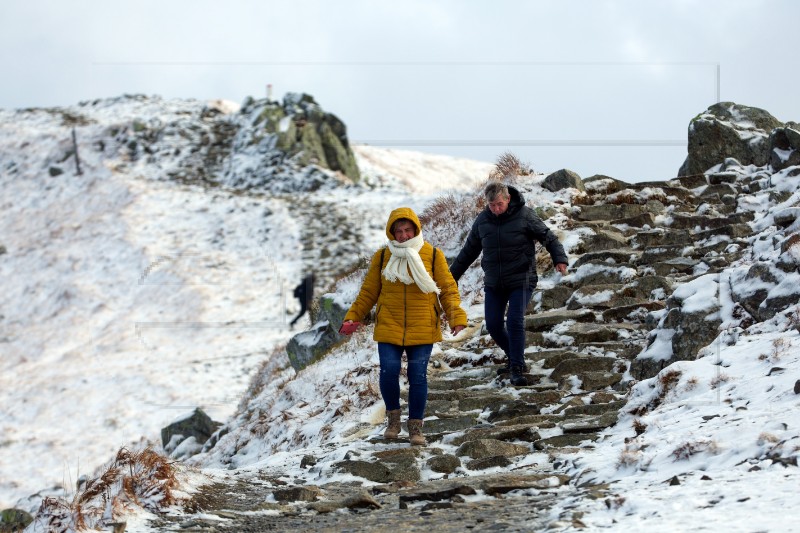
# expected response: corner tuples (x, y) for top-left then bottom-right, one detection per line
(450, 183), (568, 386)
(290, 273), (315, 329)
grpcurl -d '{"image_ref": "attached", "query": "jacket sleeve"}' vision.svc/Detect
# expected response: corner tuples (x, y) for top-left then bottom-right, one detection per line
(344, 250), (383, 322)
(525, 210), (568, 266)
(449, 218), (482, 282)
(433, 247), (468, 327)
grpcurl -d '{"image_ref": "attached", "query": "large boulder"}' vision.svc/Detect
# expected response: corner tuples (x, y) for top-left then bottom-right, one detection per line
(221, 93), (360, 192)
(769, 122), (800, 171)
(286, 292), (350, 371)
(678, 102), (783, 176)
(543, 169), (585, 192)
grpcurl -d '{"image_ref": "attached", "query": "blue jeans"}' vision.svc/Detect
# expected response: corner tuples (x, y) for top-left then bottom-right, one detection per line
(377, 343), (433, 420)
(484, 285), (534, 368)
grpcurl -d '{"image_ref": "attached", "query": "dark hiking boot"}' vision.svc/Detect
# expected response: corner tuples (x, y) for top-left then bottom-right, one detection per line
(384, 409), (401, 439)
(509, 365), (528, 387)
(498, 361), (528, 376)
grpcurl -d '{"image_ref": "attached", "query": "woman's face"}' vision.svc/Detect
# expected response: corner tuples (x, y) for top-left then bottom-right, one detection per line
(393, 220), (416, 243)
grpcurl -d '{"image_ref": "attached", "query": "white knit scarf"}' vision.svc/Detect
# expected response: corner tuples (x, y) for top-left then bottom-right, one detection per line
(382, 233), (440, 294)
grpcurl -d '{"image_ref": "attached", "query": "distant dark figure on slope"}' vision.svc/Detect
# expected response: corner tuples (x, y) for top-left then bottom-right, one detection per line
(290, 273), (315, 329)
(449, 182), (568, 387)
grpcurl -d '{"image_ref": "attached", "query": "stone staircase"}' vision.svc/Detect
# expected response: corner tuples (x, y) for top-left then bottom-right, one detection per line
(147, 172), (753, 531)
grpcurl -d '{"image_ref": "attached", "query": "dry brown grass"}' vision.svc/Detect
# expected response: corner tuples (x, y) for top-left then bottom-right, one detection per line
(658, 369), (682, 398)
(33, 447), (179, 532)
(571, 192), (595, 206)
(419, 193), (482, 231)
(487, 152), (533, 182)
(671, 440), (719, 461)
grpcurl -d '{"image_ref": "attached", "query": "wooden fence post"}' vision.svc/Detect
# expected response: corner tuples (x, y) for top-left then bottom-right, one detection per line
(71, 127), (83, 175)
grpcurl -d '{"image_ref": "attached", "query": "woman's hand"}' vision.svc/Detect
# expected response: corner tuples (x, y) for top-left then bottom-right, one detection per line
(451, 325), (465, 336)
(338, 320), (361, 335)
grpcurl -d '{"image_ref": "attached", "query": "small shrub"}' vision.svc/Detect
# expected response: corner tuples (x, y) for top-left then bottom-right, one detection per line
(671, 440), (719, 461)
(33, 447), (180, 531)
(770, 337), (790, 360)
(658, 369), (682, 398)
(757, 432), (780, 446)
(710, 373), (731, 389)
(487, 151), (533, 182)
(632, 419), (647, 436)
(604, 495), (626, 509)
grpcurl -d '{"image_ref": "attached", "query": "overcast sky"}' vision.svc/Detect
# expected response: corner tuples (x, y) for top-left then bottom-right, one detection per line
(1, 0), (797, 182)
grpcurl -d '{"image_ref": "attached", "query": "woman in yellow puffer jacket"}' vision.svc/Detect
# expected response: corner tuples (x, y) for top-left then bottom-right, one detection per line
(339, 207), (467, 445)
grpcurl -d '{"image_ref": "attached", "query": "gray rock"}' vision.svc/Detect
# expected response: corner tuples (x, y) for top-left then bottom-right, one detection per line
(161, 407), (222, 455)
(0, 509), (33, 531)
(550, 357), (616, 381)
(286, 293), (350, 371)
(769, 124), (800, 171)
(543, 169), (585, 192)
(451, 424), (542, 446)
(534, 433), (600, 449)
(273, 486), (321, 502)
(309, 491), (381, 513)
(679, 102), (783, 176)
(524, 309), (595, 331)
(427, 454), (461, 474)
(455, 439), (530, 459)
(466, 455), (512, 470)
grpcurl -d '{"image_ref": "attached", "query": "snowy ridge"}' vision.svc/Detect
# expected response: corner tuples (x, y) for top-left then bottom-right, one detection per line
(0, 95), (492, 515)
(2, 94), (799, 531)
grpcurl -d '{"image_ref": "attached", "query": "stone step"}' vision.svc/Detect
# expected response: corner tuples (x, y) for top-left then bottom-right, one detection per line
(572, 249), (641, 269)
(524, 308), (595, 331)
(633, 228), (693, 249)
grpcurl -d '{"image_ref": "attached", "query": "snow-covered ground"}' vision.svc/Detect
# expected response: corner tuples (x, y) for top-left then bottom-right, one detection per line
(2, 94), (799, 532)
(0, 96), (492, 510)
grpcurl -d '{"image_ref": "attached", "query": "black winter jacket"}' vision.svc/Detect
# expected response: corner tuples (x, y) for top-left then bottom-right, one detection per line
(449, 186), (568, 290)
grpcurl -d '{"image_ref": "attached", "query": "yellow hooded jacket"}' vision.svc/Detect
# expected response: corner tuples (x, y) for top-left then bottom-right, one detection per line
(344, 207), (467, 345)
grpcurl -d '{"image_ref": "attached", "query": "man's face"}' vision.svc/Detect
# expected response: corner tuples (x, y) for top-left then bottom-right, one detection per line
(488, 195), (510, 216)
(393, 220), (416, 243)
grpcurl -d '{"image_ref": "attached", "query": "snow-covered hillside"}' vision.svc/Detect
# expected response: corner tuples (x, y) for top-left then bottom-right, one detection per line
(0, 95), (493, 511)
(3, 94), (799, 533)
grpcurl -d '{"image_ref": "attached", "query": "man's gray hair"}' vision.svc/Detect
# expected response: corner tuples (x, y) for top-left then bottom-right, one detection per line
(484, 182), (510, 202)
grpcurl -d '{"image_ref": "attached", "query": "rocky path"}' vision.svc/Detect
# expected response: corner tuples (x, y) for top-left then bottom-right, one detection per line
(147, 171), (754, 531)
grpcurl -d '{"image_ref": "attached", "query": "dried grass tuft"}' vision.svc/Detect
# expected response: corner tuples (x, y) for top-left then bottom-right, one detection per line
(487, 152), (533, 183)
(33, 446), (180, 532)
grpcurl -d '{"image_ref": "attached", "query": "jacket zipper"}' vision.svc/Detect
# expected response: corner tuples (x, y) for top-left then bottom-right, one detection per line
(402, 284), (407, 345)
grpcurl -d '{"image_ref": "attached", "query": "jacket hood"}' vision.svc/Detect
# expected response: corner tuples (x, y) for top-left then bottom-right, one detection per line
(385, 207), (422, 241)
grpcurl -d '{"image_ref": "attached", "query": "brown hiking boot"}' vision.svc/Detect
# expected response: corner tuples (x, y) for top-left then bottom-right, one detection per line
(407, 419), (427, 446)
(384, 409), (401, 439)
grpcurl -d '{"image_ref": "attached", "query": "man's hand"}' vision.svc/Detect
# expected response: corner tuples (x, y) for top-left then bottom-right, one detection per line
(338, 320), (361, 335)
(555, 263), (568, 275)
(451, 325), (465, 336)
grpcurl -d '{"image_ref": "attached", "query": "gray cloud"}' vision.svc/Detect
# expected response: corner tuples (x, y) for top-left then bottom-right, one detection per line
(1, 0), (797, 181)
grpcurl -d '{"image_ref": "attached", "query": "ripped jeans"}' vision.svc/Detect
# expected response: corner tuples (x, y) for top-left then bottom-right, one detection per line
(377, 342), (433, 420)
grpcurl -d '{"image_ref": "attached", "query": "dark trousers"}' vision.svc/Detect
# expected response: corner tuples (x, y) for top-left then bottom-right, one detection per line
(484, 285), (534, 368)
(377, 343), (433, 420)
(290, 300), (308, 327)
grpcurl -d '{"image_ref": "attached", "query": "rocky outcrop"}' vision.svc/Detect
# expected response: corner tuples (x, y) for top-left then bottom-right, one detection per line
(678, 102), (783, 176)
